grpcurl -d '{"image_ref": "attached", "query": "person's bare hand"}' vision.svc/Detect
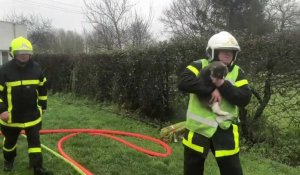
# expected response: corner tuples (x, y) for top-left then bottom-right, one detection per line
(0, 111), (9, 122)
(210, 89), (222, 104)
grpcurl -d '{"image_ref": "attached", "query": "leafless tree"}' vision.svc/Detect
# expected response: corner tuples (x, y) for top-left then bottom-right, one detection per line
(86, 23), (116, 51)
(2, 12), (53, 46)
(83, 0), (134, 49)
(52, 29), (84, 54)
(265, 0), (300, 32)
(3, 13), (85, 54)
(128, 10), (153, 48)
(161, 0), (215, 38)
(162, 0), (276, 37)
(2, 13), (56, 53)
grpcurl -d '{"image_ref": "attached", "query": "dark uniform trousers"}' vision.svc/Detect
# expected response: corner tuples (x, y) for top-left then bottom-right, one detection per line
(184, 126), (243, 175)
(1, 123), (43, 168)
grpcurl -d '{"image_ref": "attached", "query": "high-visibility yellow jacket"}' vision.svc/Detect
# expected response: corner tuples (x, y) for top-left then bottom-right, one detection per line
(178, 59), (251, 138)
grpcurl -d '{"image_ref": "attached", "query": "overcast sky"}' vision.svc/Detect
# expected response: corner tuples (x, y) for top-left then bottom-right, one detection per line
(0, 0), (173, 40)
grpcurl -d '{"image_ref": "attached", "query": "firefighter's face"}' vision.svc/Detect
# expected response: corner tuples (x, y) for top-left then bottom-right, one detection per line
(15, 54), (31, 63)
(218, 50), (233, 65)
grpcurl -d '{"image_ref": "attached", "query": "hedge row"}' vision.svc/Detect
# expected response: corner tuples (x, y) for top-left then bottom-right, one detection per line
(34, 39), (206, 120)
(34, 31), (300, 122)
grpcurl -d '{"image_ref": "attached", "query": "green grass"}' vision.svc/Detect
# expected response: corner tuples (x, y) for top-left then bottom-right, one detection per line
(0, 93), (299, 175)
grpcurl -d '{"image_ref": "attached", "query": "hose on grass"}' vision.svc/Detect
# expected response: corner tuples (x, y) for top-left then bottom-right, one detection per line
(1, 129), (172, 175)
(38, 129), (172, 175)
(21, 134), (85, 175)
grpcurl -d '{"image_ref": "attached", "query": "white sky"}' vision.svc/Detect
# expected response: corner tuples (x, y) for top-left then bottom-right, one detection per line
(0, 0), (173, 40)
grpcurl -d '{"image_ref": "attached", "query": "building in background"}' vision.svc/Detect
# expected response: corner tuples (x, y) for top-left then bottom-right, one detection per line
(0, 21), (27, 65)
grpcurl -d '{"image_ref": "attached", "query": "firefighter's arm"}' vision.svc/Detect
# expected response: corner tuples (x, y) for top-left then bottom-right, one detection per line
(178, 61), (216, 96)
(37, 73), (48, 111)
(0, 92), (8, 121)
(0, 86), (6, 114)
(0, 69), (8, 122)
(0, 69), (7, 114)
(217, 69), (252, 107)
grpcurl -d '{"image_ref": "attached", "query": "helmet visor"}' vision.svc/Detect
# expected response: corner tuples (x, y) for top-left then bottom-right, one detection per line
(214, 46), (240, 51)
(13, 50), (33, 55)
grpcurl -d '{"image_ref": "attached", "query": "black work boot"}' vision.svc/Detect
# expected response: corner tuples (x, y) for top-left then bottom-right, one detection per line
(33, 167), (53, 175)
(3, 159), (14, 172)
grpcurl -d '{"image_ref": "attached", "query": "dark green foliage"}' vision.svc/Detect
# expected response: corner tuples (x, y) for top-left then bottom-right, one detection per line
(33, 32), (300, 123)
(247, 125), (300, 166)
(34, 54), (74, 92)
(34, 39), (206, 121)
(211, 0), (274, 35)
(73, 53), (116, 101)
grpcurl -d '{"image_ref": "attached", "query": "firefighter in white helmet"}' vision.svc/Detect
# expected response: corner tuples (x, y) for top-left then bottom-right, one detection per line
(0, 37), (53, 175)
(178, 31), (252, 175)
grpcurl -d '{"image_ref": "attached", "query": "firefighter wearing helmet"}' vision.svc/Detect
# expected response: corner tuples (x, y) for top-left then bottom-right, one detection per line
(178, 31), (252, 175)
(0, 37), (53, 175)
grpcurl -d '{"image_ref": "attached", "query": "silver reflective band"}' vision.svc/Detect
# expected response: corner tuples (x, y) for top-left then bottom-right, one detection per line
(187, 112), (218, 128)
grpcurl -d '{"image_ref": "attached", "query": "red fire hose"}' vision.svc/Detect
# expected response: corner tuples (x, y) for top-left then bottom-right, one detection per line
(37, 129), (172, 175)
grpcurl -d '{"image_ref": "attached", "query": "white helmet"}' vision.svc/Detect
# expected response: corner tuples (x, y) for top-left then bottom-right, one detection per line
(206, 31), (241, 61)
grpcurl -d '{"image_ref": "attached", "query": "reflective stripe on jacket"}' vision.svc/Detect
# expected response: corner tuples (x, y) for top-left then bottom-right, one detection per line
(184, 59), (246, 138)
(183, 124), (240, 157)
(0, 59), (47, 128)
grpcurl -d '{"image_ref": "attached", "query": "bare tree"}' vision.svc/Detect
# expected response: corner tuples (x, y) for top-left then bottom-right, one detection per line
(265, 0), (300, 32)
(127, 10), (153, 48)
(161, 0), (274, 38)
(2, 12), (54, 51)
(52, 29), (84, 54)
(161, 0), (215, 38)
(2, 13), (55, 53)
(3, 13), (85, 54)
(86, 23), (116, 51)
(83, 0), (134, 49)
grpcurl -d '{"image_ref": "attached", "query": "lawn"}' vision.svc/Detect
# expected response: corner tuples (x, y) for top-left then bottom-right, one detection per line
(0, 94), (299, 175)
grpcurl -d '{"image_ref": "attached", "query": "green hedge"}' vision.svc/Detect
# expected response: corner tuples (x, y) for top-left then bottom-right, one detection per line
(33, 32), (300, 121)
(33, 40), (206, 120)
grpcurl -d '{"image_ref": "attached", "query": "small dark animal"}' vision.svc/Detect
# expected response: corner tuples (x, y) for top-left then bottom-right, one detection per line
(207, 61), (228, 79)
(199, 61), (233, 123)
